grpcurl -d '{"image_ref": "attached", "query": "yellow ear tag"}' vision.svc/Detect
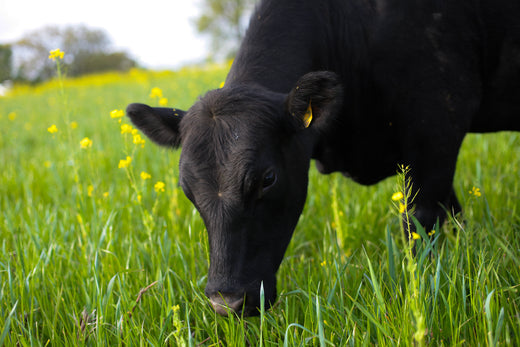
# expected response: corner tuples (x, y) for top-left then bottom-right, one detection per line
(302, 102), (313, 128)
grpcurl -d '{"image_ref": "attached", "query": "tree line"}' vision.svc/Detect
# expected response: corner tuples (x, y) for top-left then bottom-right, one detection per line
(1, 25), (136, 84)
(1, 0), (256, 84)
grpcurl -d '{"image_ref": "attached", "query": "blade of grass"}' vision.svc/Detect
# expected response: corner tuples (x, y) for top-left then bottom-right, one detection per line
(316, 295), (326, 347)
(0, 300), (18, 346)
(484, 289), (496, 347)
(386, 226), (396, 286)
(363, 248), (385, 315)
(259, 281), (265, 347)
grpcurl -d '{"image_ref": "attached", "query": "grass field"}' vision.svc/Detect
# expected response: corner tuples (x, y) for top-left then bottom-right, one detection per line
(1, 57), (519, 346)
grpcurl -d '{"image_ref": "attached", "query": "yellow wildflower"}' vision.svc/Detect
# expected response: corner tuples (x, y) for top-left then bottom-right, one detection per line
(137, 195), (142, 203)
(118, 156), (132, 169)
(320, 260), (327, 267)
(154, 181), (165, 193)
(159, 97), (168, 106)
(411, 232), (421, 240)
(149, 87), (163, 99)
(392, 191), (404, 201)
(219, 81), (225, 88)
(48, 49), (65, 61)
(70, 121), (78, 129)
(47, 124), (58, 134)
(133, 133), (146, 147)
(121, 124), (133, 134)
(103, 192), (109, 198)
(469, 186), (481, 197)
(8, 112), (17, 121)
(80, 137), (92, 149)
(428, 230), (436, 236)
(399, 202), (406, 214)
(87, 185), (94, 197)
(44, 160), (52, 168)
(110, 109), (125, 119)
(140, 171), (151, 180)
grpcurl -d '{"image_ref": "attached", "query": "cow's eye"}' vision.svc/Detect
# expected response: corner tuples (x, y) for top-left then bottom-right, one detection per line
(262, 169), (277, 191)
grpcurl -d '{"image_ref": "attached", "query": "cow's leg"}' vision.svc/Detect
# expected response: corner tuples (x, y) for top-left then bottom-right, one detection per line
(403, 144), (462, 238)
(400, 94), (476, 239)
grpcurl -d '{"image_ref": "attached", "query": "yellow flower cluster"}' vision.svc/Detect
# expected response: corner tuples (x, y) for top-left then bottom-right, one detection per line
(149, 87), (163, 98)
(110, 109), (124, 119)
(111, 86), (180, 202)
(110, 109), (125, 123)
(392, 191), (407, 213)
(154, 181), (165, 193)
(48, 49), (65, 61)
(469, 186), (481, 197)
(133, 133), (146, 147)
(119, 122), (146, 148)
(120, 124), (133, 134)
(47, 124), (58, 134)
(149, 87), (168, 106)
(7, 63), (228, 98)
(391, 192), (404, 201)
(80, 137), (93, 149)
(411, 229), (436, 240)
(118, 156), (132, 169)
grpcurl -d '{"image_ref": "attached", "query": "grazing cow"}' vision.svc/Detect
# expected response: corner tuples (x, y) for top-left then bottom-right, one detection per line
(127, 0), (520, 316)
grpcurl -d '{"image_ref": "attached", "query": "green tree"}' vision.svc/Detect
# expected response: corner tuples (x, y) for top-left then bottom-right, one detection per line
(0, 44), (12, 82)
(70, 52), (136, 76)
(195, 0), (256, 60)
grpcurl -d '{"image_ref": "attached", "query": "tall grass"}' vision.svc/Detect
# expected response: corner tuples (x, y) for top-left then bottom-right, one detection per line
(0, 55), (519, 345)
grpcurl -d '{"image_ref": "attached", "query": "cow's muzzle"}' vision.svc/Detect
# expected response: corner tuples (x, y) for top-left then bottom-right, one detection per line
(208, 293), (245, 316)
(207, 290), (274, 317)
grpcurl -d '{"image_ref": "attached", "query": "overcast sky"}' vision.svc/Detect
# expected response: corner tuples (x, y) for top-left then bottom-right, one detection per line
(0, 0), (208, 69)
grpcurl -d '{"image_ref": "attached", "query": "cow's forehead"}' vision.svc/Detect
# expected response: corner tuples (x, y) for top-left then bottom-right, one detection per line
(180, 111), (277, 171)
(181, 86), (288, 149)
(179, 89), (288, 179)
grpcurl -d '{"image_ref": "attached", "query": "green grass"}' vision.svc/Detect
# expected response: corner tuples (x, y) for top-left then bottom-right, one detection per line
(1, 61), (519, 346)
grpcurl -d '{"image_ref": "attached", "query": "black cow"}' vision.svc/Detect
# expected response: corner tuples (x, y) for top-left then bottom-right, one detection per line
(127, 0), (520, 316)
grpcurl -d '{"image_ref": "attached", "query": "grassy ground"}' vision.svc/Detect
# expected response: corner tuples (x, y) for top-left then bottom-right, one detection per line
(0, 59), (519, 346)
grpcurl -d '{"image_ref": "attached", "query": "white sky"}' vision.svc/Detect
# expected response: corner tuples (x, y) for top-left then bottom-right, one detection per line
(0, 0), (208, 69)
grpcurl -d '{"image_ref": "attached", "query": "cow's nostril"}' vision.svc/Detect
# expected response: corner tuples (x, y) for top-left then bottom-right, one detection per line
(209, 294), (245, 316)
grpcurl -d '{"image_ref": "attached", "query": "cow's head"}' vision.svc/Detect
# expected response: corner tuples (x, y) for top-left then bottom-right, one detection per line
(127, 71), (342, 316)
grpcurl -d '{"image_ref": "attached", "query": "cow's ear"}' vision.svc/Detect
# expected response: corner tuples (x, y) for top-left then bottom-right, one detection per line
(126, 103), (185, 148)
(286, 71), (343, 131)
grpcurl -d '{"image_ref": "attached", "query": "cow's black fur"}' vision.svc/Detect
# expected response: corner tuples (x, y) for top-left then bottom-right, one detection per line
(127, 0), (520, 316)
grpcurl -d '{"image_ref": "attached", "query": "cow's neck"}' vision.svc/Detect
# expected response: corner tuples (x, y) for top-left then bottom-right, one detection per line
(226, 0), (375, 94)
